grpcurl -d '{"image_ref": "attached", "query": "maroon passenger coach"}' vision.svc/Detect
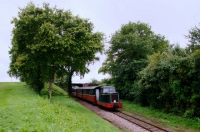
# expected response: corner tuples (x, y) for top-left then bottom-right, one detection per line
(72, 86), (123, 109)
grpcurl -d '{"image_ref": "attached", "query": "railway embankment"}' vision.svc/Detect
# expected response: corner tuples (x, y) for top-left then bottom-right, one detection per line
(0, 82), (119, 131)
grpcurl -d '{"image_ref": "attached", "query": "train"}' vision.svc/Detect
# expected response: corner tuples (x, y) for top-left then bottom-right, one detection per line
(72, 85), (123, 109)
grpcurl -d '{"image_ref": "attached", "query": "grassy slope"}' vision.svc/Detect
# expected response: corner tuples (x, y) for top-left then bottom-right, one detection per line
(121, 100), (200, 132)
(41, 83), (68, 96)
(0, 82), (119, 132)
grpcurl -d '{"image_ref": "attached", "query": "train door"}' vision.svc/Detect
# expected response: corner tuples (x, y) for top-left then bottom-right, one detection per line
(95, 88), (99, 101)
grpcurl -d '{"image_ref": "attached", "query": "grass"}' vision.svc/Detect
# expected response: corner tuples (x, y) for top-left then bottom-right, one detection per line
(41, 83), (67, 96)
(0, 82), (119, 132)
(121, 100), (200, 132)
(2, 82), (199, 132)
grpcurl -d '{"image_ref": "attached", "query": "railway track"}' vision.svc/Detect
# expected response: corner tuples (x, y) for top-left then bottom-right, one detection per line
(114, 111), (173, 132)
(75, 98), (175, 132)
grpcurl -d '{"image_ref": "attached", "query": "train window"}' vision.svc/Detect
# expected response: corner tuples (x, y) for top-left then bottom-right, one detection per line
(89, 89), (93, 95)
(86, 89), (90, 94)
(102, 86), (116, 93)
(86, 89), (89, 94)
(82, 89), (94, 94)
(103, 88), (109, 93)
(78, 89), (82, 93)
(100, 88), (103, 93)
(83, 89), (86, 94)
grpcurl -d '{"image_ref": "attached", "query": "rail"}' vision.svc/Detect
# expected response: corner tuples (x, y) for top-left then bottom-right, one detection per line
(114, 111), (173, 132)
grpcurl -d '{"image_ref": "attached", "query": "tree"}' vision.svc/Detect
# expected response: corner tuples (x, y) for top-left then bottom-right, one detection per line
(186, 25), (200, 117)
(89, 78), (100, 85)
(99, 22), (168, 99)
(8, 2), (104, 99)
(99, 78), (114, 86)
(186, 24), (200, 53)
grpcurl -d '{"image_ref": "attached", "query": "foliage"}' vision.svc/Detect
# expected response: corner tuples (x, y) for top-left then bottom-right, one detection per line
(99, 21), (169, 99)
(186, 24), (200, 52)
(54, 73), (69, 90)
(100, 78), (114, 86)
(137, 45), (200, 117)
(98, 22), (200, 119)
(134, 24), (200, 118)
(8, 2), (104, 98)
(0, 82), (119, 132)
(88, 78), (100, 84)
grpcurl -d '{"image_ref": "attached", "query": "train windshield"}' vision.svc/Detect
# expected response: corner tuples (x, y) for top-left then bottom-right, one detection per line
(103, 86), (116, 93)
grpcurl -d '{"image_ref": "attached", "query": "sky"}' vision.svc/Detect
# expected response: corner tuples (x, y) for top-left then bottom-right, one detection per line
(1, 0), (200, 83)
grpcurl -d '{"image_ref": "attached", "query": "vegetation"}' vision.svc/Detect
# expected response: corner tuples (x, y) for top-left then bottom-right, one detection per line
(122, 100), (200, 132)
(6, 0), (200, 124)
(0, 82), (119, 131)
(88, 78), (100, 85)
(40, 83), (67, 96)
(8, 2), (104, 99)
(137, 46), (195, 115)
(99, 21), (169, 100)
(1, 82), (198, 131)
(136, 32), (200, 118)
(99, 22), (200, 118)
(186, 24), (200, 52)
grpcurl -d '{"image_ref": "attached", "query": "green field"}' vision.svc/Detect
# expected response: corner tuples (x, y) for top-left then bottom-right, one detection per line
(0, 82), (119, 132)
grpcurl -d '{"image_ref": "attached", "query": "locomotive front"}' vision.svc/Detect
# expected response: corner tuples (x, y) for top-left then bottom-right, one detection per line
(98, 86), (123, 109)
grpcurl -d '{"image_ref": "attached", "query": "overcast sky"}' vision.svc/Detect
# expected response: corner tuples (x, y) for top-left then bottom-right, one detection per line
(1, 0), (200, 83)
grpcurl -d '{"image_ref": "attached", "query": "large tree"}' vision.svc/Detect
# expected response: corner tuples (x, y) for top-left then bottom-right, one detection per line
(8, 2), (104, 99)
(99, 22), (168, 99)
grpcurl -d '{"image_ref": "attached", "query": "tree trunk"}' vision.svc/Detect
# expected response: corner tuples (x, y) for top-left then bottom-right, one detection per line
(67, 70), (73, 97)
(48, 73), (54, 100)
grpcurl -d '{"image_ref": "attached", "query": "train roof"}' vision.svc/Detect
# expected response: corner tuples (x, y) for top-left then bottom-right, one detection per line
(73, 86), (101, 90)
(73, 85), (116, 90)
